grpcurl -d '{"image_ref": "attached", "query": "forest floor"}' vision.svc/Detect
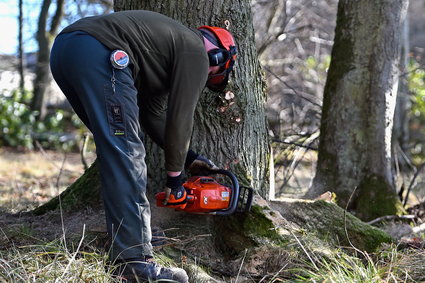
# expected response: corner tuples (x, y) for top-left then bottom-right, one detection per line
(0, 147), (313, 250)
(0, 147), (96, 213)
(1, 148), (425, 282)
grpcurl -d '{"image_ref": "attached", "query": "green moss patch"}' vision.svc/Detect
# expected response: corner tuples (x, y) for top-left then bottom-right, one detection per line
(213, 204), (289, 256)
(355, 175), (405, 221)
(274, 200), (393, 252)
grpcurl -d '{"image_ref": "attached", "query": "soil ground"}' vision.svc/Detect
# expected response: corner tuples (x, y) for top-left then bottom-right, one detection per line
(1, 147), (424, 278)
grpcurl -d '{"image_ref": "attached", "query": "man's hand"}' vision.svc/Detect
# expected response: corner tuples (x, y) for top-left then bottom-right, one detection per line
(186, 151), (219, 176)
(163, 173), (187, 206)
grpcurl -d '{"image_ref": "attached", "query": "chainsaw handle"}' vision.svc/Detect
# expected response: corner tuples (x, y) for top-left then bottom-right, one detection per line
(208, 169), (239, 216)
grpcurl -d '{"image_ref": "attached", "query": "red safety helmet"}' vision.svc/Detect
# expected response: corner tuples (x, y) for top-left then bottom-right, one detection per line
(198, 26), (237, 92)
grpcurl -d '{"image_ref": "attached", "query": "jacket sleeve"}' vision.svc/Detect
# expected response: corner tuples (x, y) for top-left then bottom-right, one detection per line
(164, 51), (208, 171)
(139, 94), (167, 149)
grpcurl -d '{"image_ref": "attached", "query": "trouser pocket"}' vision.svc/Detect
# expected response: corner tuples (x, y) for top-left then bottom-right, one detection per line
(104, 83), (127, 137)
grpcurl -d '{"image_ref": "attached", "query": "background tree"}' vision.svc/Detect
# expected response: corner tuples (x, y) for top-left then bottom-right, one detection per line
(31, 0), (65, 120)
(306, 0), (409, 220)
(393, 14), (413, 195)
(18, 0), (25, 94)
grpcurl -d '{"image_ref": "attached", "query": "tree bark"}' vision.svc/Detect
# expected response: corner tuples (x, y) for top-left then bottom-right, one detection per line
(114, 0), (270, 198)
(306, 0), (408, 221)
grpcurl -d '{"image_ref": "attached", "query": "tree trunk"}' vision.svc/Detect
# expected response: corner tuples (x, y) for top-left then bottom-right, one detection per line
(393, 13), (411, 173)
(306, 0), (408, 221)
(31, 0), (64, 120)
(31, 0), (51, 119)
(18, 0), (25, 94)
(114, 0), (270, 198)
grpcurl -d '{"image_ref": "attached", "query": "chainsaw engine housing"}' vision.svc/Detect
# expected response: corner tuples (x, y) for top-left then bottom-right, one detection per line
(155, 169), (253, 215)
(155, 176), (232, 213)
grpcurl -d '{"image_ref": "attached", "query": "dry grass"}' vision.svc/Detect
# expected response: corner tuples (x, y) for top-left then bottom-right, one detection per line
(0, 147), (95, 213)
(0, 228), (118, 282)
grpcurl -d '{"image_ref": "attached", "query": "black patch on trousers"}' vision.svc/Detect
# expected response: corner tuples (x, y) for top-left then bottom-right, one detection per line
(111, 105), (124, 123)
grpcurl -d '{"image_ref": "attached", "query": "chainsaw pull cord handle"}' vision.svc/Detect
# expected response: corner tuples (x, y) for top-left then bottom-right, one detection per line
(208, 169), (239, 216)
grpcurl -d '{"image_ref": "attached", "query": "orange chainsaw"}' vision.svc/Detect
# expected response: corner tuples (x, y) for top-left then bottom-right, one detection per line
(155, 169), (253, 216)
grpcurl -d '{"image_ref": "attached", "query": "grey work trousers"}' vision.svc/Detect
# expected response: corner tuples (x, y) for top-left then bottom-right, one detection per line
(50, 31), (153, 260)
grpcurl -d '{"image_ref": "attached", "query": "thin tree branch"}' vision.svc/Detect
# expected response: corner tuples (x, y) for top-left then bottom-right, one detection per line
(403, 162), (425, 207)
(272, 139), (318, 150)
(49, 0), (65, 35)
(262, 65), (323, 109)
(366, 214), (416, 225)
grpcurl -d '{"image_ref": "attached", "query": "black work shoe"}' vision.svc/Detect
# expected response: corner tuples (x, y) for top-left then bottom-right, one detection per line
(114, 258), (189, 283)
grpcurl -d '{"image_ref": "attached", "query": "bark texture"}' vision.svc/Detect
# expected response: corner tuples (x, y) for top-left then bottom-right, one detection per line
(114, 0), (270, 198)
(307, 0), (408, 220)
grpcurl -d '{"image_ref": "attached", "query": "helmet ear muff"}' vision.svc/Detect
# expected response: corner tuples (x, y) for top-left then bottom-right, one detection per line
(207, 48), (229, 67)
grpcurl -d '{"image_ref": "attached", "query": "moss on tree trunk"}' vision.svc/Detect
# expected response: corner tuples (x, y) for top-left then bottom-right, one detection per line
(213, 203), (289, 256)
(270, 198), (393, 252)
(354, 175), (405, 221)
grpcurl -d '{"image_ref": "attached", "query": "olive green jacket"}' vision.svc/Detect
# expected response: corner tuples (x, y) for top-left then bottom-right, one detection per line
(61, 10), (209, 171)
